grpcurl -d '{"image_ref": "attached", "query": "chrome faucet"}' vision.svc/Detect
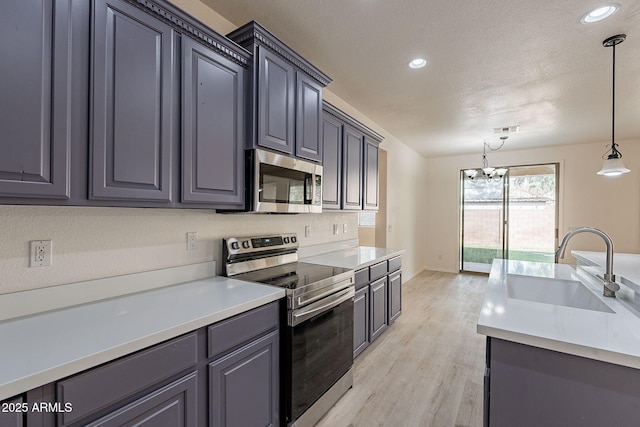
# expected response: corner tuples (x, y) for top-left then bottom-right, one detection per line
(556, 227), (620, 297)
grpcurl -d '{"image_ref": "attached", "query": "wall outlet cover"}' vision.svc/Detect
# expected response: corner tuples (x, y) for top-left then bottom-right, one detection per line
(30, 240), (52, 267)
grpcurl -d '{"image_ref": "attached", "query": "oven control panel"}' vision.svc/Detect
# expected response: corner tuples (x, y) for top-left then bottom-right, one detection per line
(224, 233), (298, 256)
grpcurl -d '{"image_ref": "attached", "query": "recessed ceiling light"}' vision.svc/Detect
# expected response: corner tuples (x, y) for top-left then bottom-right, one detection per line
(581, 4), (620, 23)
(408, 58), (427, 69)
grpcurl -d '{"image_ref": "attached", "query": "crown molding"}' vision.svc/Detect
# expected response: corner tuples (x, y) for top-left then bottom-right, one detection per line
(127, 0), (251, 67)
(323, 101), (384, 143)
(228, 21), (332, 87)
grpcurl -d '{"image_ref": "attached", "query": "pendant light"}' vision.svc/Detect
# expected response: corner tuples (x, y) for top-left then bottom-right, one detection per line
(597, 34), (630, 176)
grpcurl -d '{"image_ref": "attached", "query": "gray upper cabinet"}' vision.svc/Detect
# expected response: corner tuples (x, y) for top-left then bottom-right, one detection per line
(227, 21), (331, 162)
(257, 48), (296, 155)
(342, 125), (364, 210)
(0, 0), (72, 199)
(321, 112), (343, 209)
(182, 37), (245, 208)
(363, 137), (380, 211)
(322, 101), (384, 211)
(295, 74), (323, 162)
(90, 0), (176, 202)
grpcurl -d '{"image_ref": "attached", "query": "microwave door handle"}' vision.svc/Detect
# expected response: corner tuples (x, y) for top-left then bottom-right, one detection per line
(290, 287), (354, 327)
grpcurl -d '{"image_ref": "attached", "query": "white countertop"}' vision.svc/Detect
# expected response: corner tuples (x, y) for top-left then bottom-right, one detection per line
(477, 259), (640, 370)
(0, 273), (284, 401)
(573, 251), (640, 289)
(301, 246), (404, 270)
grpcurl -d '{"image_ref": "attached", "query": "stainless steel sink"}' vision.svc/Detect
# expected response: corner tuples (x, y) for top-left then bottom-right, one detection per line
(507, 274), (614, 313)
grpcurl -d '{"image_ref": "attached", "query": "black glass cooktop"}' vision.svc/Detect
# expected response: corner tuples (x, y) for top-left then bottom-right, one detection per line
(234, 262), (351, 290)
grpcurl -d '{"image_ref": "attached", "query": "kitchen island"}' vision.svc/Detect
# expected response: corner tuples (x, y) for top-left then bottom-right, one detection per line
(477, 258), (640, 426)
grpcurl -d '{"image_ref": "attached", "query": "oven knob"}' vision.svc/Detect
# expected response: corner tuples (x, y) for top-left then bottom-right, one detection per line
(242, 240), (251, 249)
(230, 241), (239, 250)
(283, 237), (290, 244)
(291, 236), (297, 243)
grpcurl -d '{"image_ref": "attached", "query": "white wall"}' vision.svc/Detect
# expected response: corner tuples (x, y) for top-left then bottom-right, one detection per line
(424, 139), (640, 273)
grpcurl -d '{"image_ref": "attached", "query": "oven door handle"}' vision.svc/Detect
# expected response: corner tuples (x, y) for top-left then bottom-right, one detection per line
(290, 287), (355, 327)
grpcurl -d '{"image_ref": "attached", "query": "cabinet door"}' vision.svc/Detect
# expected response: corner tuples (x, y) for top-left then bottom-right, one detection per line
(182, 37), (245, 207)
(91, 0), (175, 202)
(321, 112), (343, 209)
(86, 372), (197, 427)
(295, 73), (322, 162)
(353, 285), (370, 358)
(342, 125), (364, 210)
(388, 270), (402, 323)
(370, 277), (388, 342)
(0, 396), (23, 427)
(363, 138), (379, 211)
(0, 0), (71, 199)
(209, 331), (279, 427)
(258, 48), (295, 155)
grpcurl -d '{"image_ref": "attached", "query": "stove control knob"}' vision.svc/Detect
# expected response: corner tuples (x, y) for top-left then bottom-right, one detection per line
(242, 240), (251, 249)
(291, 236), (297, 244)
(283, 237), (290, 244)
(230, 241), (239, 250)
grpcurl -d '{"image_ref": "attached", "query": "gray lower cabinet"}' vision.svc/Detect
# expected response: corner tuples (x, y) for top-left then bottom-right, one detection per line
(0, 396), (23, 427)
(388, 269), (402, 323)
(353, 284), (370, 358)
(0, 0), (73, 199)
(57, 332), (198, 427)
(485, 337), (640, 427)
(90, 0), (176, 203)
(86, 372), (197, 427)
(181, 36), (245, 208)
(369, 276), (388, 342)
(353, 257), (402, 358)
(1, 302), (280, 427)
(209, 331), (279, 427)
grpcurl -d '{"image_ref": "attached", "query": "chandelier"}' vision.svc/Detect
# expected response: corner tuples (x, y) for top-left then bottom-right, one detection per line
(464, 136), (509, 181)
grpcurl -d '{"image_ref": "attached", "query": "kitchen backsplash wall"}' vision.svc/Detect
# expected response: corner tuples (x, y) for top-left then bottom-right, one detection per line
(0, 205), (358, 294)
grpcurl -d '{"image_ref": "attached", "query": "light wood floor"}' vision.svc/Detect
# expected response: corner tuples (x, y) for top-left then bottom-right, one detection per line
(316, 270), (488, 427)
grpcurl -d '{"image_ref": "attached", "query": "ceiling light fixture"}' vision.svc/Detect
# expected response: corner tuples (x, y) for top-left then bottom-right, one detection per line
(581, 4), (620, 23)
(597, 34), (630, 177)
(408, 58), (427, 69)
(464, 136), (509, 181)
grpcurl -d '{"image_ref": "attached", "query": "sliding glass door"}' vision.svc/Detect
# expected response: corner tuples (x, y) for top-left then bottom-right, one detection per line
(460, 163), (558, 273)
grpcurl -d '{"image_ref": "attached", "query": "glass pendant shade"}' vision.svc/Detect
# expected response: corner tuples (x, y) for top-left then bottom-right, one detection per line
(597, 156), (630, 176)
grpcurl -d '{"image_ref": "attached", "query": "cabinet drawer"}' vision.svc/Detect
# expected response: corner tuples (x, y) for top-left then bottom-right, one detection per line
(369, 261), (387, 282)
(57, 332), (197, 426)
(208, 302), (279, 360)
(354, 268), (369, 290)
(388, 256), (402, 273)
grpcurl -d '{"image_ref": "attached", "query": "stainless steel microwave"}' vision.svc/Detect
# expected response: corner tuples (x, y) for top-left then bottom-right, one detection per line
(248, 149), (322, 213)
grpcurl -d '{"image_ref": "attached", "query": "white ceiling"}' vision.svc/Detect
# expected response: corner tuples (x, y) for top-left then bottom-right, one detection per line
(202, 0), (640, 158)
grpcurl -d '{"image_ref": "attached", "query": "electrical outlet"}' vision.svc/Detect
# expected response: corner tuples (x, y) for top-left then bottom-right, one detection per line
(333, 224), (340, 235)
(186, 232), (198, 250)
(30, 240), (52, 267)
(305, 226), (311, 237)
(343, 223), (348, 233)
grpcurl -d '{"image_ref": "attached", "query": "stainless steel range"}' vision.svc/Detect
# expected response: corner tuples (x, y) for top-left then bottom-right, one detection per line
(223, 234), (355, 427)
